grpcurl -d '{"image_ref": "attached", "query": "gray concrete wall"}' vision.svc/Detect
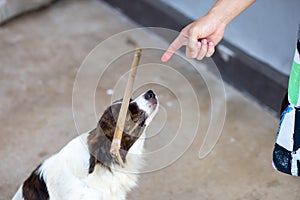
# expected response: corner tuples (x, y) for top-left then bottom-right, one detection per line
(161, 0), (300, 75)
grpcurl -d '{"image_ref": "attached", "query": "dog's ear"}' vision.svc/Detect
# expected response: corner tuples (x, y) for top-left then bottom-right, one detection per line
(98, 103), (121, 139)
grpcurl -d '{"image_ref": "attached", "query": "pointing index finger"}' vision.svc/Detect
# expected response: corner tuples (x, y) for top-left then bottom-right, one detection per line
(161, 34), (185, 62)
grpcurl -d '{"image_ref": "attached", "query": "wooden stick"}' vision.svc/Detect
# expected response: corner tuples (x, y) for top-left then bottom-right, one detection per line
(110, 48), (142, 167)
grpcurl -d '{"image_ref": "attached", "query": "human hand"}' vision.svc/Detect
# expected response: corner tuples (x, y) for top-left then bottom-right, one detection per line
(161, 15), (227, 62)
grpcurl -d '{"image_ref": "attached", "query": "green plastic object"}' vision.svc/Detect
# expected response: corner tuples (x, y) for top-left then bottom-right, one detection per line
(288, 50), (300, 106)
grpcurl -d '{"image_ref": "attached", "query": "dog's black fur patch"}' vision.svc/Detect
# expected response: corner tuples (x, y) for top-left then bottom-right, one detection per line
(22, 164), (49, 200)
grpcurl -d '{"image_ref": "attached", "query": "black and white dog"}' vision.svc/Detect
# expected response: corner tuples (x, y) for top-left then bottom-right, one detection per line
(13, 90), (158, 200)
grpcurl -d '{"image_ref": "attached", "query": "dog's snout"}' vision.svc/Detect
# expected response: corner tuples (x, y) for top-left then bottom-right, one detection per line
(134, 90), (158, 118)
(144, 90), (155, 100)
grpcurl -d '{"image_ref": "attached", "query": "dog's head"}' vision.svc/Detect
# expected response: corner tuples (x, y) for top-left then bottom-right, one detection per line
(88, 90), (158, 169)
(110, 89), (158, 129)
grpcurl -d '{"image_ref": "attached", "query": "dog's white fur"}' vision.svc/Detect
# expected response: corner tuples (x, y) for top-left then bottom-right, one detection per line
(13, 91), (158, 200)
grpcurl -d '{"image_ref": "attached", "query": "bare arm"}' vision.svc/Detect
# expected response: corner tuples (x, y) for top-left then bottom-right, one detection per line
(161, 0), (256, 62)
(209, 0), (256, 25)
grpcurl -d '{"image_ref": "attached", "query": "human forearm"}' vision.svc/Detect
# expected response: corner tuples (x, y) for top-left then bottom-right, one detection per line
(207, 0), (256, 25)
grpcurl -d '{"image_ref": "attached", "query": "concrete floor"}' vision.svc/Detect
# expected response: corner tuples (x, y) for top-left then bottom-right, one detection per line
(1, 0), (300, 199)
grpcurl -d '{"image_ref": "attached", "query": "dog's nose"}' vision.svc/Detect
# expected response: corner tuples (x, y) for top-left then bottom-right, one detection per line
(145, 90), (155, 100)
